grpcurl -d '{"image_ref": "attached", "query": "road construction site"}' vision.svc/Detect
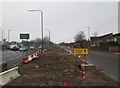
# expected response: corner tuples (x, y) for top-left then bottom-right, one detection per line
(2, 46), (118, 87)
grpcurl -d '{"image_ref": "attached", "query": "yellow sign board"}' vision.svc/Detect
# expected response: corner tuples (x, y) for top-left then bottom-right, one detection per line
(74, 48), (88, 55)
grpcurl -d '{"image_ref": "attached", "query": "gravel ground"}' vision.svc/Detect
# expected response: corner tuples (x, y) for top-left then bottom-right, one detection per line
(3, 46), (119, 87)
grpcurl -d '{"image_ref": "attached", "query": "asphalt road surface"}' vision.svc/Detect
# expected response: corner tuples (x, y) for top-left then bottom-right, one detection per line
(6, 46), (118, 86)
(63, 46), (118, 79)
(1, 50), (37, 63)
(84, 50), (119, 78)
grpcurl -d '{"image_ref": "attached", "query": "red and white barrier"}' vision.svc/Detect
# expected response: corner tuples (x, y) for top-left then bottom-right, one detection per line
(96, 65), (99, 70)
(31, 53), (38, 59)
(23, 57), (29, 63)
(82, 71), (86, 76)
(28, 55), (33, 61)
(83, 75), (86, 81)
(23, 51), (39, 63)
(81, 59), (86, 81)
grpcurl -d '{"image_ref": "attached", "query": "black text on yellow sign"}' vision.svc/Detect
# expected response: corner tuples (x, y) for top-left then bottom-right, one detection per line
(74, 48), (88, 55)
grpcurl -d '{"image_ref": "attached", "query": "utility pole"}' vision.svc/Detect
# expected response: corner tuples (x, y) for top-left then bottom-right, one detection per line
(84, 26), (90, 41)
(88, 27), (90, 41)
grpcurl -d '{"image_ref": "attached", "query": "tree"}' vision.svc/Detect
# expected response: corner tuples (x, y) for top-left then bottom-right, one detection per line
(34, 38), (41, 43)
(43, 36), (49, 43)
(74, 31), (85, 42)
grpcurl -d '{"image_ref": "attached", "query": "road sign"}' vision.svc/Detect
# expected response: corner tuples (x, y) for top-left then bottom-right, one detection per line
(20, 34), (29, 39)
(74, 48), (88, 55)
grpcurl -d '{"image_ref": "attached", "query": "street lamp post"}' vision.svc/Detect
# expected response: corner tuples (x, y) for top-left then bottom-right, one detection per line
(28, 9), (44, 52)
(84, 26), (90, 41)
(87, 27), (90, 41)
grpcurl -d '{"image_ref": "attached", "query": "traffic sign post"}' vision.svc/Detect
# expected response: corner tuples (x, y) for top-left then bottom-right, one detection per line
(74, 48), (88, 55)
(74, 48), (88, 61)
(74, 48), (88, 82)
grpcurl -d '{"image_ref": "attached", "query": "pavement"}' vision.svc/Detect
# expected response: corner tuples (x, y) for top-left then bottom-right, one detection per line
(63, 46), (119, 79)
(85, 50), (118, 78)
(3, 46), (118, 87)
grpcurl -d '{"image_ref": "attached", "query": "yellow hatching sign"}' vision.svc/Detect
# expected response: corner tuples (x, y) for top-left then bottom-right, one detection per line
(74, 48), (88, 55)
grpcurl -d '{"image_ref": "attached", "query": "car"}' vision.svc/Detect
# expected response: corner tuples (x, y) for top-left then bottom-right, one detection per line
(39, 45), (45, 49)
(19, 46), (28, 52)
(10, 44), (19, 51)
(30, 46), (35, 50)
(39, 45), (42, 49)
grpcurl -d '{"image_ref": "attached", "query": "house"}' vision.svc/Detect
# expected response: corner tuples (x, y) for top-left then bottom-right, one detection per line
(90, 32), (120, 52)
(108, 33), (120, 52)
(107, 33), (120, 44)
(90, 33), (113, 47)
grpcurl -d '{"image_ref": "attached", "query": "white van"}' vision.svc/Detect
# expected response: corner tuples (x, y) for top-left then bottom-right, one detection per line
(10, 44), (19, 51)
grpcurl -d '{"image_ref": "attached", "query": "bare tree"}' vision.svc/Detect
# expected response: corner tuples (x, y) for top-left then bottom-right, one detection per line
(34, 38), (41, 43)
(74, 31), (85, 42)
(43, 36), (49, 43)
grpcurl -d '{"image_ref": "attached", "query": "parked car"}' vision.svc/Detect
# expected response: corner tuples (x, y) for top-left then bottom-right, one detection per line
(30, 45), (35, 50)
(39, 45), (45, 49)
(39, 45), (42, 49)
(10, 44), (19, 51)
(19, 46), (28, 52)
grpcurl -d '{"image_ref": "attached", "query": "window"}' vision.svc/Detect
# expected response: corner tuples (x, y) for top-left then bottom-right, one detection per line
(114, 38), (117, 42)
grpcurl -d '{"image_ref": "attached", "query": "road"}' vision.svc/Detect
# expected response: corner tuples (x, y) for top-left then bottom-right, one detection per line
(6, 46), (118, 86)
(0, 50), (37, 63)
(0, 47), (119, 79)
(85, 50), (118, 78)
(62, 46), (118, 79)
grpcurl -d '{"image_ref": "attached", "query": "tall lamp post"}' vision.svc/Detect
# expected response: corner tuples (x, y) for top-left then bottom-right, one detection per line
(28, 9), (44, 52)
(84, 26), (90, 41)
(84, 26), (90, 48)
(87, 27), (90, 41)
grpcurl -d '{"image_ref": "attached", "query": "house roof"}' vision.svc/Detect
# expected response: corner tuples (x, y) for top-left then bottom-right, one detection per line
(98, 33), (113, 38)
(90, 37), (99, 40)
(90, 33), (113, 41)
(112, 33), (120, 38)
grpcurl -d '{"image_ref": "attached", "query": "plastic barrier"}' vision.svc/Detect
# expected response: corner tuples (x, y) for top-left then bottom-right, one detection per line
(23, 57), (29, 63)
(31, 54), (37, 59)
(23, 52), (39, 63)
(33, 54), (36, 59)
(0, 67), (20, 86)
(35, 53), (38, 58)
(28, 55), (33, 61)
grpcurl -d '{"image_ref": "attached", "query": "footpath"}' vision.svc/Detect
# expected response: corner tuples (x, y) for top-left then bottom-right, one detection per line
(3, 46), (118, 87)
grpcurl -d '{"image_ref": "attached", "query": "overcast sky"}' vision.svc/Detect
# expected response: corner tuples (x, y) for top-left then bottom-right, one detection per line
(0, 2), (118, 43)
